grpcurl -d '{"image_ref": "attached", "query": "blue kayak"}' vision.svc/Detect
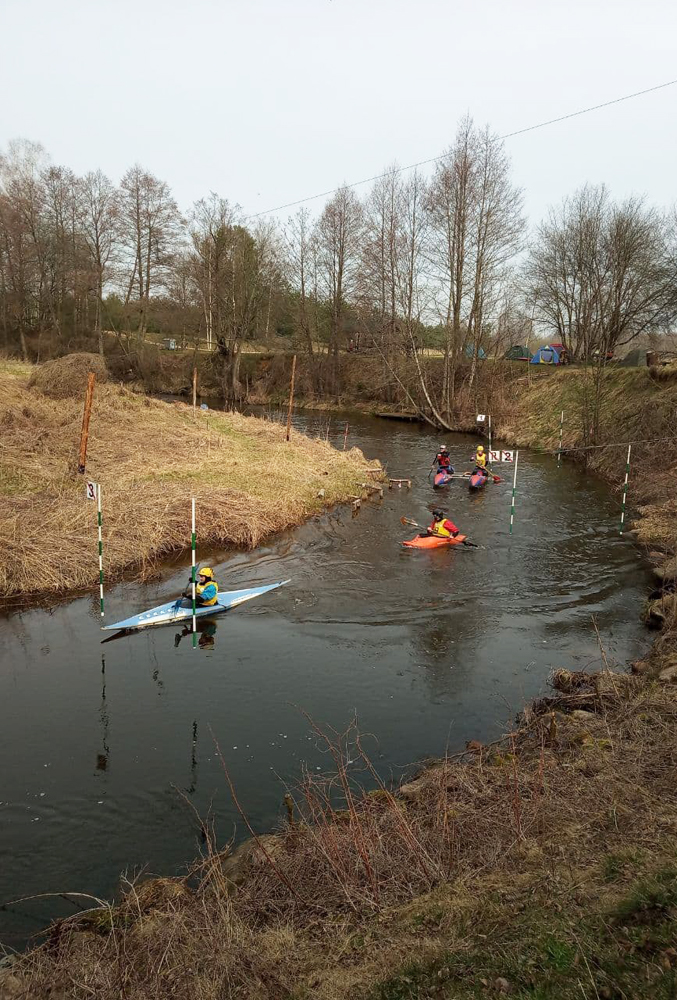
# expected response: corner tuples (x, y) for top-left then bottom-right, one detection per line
(101, 580), (290, 631)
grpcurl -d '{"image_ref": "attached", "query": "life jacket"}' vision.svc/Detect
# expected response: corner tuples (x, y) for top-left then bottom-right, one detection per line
(431, 517), (452, 537)
(437, 452), (451, 469)
(196, 580), (219, 606)
(475, 452), (487, 469)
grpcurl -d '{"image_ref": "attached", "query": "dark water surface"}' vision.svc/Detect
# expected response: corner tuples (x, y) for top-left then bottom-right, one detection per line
(0, 411), (650, 947)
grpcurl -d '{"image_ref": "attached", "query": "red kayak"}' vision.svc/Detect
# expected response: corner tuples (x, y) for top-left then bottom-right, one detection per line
(469, 469), (489, 490)
(433, 469), (453, 487)
(403, 533), (467, 549)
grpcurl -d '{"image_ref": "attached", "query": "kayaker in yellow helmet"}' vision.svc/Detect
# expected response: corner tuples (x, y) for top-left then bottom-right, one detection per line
(473, 445), (488, 470)
(183, 567), (219, 606)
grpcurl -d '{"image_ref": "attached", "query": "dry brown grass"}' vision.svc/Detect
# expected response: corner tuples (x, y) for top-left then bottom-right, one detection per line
(26, 352), (109, 398)
(4, 665), (677, 999)
(0, 360), (378, 599)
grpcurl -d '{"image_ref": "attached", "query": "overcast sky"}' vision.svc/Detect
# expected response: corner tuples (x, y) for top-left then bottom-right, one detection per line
(1, 0), (675, 227)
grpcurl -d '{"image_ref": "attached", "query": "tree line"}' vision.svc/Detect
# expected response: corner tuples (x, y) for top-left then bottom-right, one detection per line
(1, 122), (676, 408)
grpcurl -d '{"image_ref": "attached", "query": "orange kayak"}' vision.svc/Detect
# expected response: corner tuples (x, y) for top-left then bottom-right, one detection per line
(402, 533), (467, 549)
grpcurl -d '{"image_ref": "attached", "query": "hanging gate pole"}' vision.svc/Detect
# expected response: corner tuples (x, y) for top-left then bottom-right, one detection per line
(97, 484), (104, 617)
(286, 354), (297, 442)
(557, 409), (564, 468)
(509, 451), (519, 535)
(343, 421), (349, 450)
(191, 498), (197, 647)
(619, 444), (632, 535)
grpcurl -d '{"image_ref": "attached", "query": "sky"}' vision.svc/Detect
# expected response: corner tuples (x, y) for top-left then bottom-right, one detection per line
(1, 0), (675, 228)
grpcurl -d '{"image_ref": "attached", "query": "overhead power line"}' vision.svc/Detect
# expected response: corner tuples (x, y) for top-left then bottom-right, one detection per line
(250, 78), (677, 219)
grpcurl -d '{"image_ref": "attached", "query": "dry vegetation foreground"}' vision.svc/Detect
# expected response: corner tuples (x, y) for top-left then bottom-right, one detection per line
(0, 357), (379, 600)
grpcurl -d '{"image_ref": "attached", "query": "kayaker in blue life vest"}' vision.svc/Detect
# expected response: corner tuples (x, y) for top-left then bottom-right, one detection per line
(421, 508), (460, 538)
(183, 567), (219, 606)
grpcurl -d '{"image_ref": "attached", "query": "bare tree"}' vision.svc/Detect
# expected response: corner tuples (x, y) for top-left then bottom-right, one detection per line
(526, 184), (675, 359)
(78, 170), (120, 355)
(119, 165), (182, 336)
(316, 185), (363, 395)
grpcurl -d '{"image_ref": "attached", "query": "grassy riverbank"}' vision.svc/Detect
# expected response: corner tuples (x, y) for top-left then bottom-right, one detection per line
(2, 361), (677, 999)
(0, 359), (379, 600)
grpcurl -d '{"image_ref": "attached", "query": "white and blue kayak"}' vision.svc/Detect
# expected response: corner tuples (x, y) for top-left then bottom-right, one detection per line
(101, 580), (290, 631)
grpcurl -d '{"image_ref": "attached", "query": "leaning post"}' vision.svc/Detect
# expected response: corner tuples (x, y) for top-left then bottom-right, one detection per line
(77, 372), (96, 473)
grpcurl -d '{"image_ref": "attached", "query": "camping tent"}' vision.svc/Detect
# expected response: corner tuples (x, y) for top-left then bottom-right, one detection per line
(619, 348), (648, 367)
(530, 345), (561, 365)
(464, 344), (487, 360)
(504, 344), (530, 361)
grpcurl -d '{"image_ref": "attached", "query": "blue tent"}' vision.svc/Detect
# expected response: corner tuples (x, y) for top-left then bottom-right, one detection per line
(464, 344), (487, 360)
(530, 344), (561, 365)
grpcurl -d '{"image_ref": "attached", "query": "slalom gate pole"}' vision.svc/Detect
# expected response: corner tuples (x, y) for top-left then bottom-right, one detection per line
(191, 498), (197, 648)
(488, 414), (492, 457)
(343, 421), (349, 450)
(97, 484), (104, 617)
(619, 444), (632, 535)
(557, 409), (564, 468)
(509, 451), (519, 535)
(286, 354), (297, 442)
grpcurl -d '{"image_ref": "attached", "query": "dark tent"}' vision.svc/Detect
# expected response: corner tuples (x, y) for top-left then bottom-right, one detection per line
(530, 345), (561, 365)
(504, 345), (530, 361)
(619, 348), (648, 367)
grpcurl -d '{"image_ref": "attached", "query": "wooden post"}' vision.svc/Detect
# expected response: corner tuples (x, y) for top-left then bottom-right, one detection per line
(619, 444), (632, 535)
(97, 484), (104, 617)
(77, 372), (96, 473)
(192, 367), (197, 416)
(285, 354), (297, 442)
(343, 421), (349, 450)
(191, 498), (197, 648)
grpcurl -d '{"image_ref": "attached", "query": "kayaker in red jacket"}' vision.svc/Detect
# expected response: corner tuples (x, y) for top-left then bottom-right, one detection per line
(423, 508), (460, 538)
(435, 445), (453, 471)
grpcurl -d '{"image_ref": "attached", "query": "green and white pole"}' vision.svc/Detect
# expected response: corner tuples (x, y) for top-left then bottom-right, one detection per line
(488, 414), (492, 459)
(619, 444), (632, 535)
(557, 410), (564, 468)
(191, 497), (197, 648)
(97, 484), (104, 617)
(509, 451), (519, 535)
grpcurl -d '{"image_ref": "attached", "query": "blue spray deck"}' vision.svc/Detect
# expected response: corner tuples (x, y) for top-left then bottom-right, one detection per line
(101, 580), (290, 631)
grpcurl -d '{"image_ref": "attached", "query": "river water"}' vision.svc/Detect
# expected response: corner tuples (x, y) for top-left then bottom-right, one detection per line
(0, 410), (650, 947)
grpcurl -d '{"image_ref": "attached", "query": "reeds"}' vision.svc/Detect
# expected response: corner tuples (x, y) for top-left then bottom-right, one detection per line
(8, 669), (677, 999)
(0, 363), (376, 599)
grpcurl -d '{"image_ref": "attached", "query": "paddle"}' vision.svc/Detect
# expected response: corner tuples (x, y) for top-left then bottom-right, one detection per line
(400, 516), (479, 547)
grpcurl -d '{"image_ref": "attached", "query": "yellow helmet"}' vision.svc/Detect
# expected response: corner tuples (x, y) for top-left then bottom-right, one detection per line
(199, 567), (214, 579)
(477, 446), (484, 453)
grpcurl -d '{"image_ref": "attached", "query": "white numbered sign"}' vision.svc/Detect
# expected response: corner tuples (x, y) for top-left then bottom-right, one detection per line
(488, 450), (516, 463)
(86, 480), (97, 501)
(489, 450), (501, 463)
(476, 413), (486, 422)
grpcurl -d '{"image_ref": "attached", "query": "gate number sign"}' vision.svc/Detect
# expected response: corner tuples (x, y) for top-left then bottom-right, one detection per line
(489, 450), (515, 463)
(86, 481), (97, 501)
